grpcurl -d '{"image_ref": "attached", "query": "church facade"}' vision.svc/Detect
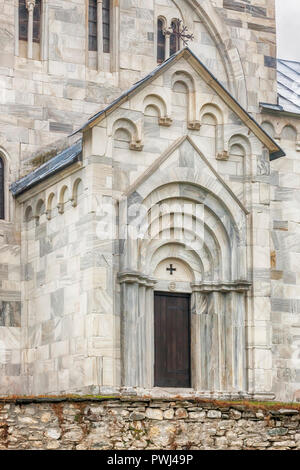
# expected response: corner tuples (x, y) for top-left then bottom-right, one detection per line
(0, 0), (300, 403)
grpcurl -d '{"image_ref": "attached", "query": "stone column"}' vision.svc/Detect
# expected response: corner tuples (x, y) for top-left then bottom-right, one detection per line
(111, 0), (120, 74)
(165, 34), (170, 60)
(191, 290), (206, 390)
(15, 0), (19, 56)
(97, 0), (104, 70)
(119, 272), (156, 388)
(121, 280), (139, 386)
(191, 282), (250, 397)
(41, 0), (49, 62)
(144, 285), (155, 388)
(26, 0), (35, 59)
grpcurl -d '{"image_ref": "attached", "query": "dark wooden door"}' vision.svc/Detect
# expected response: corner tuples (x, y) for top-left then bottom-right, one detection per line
(154, 292), (191, 387)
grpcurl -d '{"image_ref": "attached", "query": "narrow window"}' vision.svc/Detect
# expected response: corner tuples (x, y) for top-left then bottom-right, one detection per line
(33, 0), (41, 44)
(88, 0), (97, 51)
(157, 19), (165, 64)
(170, 19), (180, 56)
(102, 0), (110, 53)
(19, 0), (28, 41)
(0, 157), (4, 220)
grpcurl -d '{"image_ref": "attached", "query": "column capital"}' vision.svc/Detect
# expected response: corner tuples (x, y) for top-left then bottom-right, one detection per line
(26, 0), (36, 12)
(118, 271), (156, 288)
(191, 280), (251, 293)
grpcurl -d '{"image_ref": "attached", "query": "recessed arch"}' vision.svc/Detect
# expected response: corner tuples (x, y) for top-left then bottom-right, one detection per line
(143, 94), (167, 119)
(72, 178), (83, 207)
(24, 205), (33, 223)
(135, 188), (235, 281)
(154, 254), (195, 283)
(228, 134), (251, 156)
(35, 198), (45, 218)
(261, 121), (275, 139)
(281, 124), (297, 141)
(112, 117), (142, 150)
(171, 70), (198, 126)
(200, 103), (223, 125)
(46, 192), (56, 220)
(171, 0), (247, 106)
(58, 185), (69, 214)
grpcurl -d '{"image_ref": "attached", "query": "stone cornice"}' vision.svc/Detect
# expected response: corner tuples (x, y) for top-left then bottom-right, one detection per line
(118, 271), (157, 287)
(191, 280), (252, 293)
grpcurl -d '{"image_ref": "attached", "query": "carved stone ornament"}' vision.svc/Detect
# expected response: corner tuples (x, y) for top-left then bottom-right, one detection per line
(168, 282), (177, 291)
(158, 117), (173, 127)
(187, 121), (201, 131)
(216, 150), (229, 161)
(26, 0), (36, 12)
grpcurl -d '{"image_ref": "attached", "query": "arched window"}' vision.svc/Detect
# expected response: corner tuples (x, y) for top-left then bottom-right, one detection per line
(33, 0), (41, 43)
(88, 0), (110, 53)
(102, 0), (110, 53)
(170, 19), (180, 56)
(19, 0), (41, 43)
(0, 157), (4, 220)
(19, 0), (28, 41)
(88, 0), (97, 51)
(157, 18), (166, 64)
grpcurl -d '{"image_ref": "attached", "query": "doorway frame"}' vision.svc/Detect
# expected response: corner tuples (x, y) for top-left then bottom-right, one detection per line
(154, 290), (192, 388)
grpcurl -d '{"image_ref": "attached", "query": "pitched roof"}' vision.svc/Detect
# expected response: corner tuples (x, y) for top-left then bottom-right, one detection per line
(10, 139), (82, 197)
(277, 59), (300, 114)
(11, 48), (286, 198)
(72, 47), (285, 160)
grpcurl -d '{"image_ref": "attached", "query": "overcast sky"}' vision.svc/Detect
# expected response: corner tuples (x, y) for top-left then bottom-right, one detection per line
(276, 0), (300, 61)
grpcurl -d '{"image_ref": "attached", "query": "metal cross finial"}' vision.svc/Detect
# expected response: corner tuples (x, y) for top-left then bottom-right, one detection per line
(166, 264), (177, 275)
(163, 19), (194, 46)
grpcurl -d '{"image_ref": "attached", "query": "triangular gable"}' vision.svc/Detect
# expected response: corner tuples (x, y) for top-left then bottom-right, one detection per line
(123, 135), (249, 220)
(72, 47), (285, 160)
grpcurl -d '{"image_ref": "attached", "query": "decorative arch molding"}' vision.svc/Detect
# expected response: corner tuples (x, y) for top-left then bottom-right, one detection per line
(143, 94), (172, 127)
(171, 70), (200, 129)
(228, 134), (251, 156)
(111, 117), (143, 151)
(24, 205), (33, 223)
(200, 103), (225, 158)
(151, 243), (202, 283)
(281, 124), (297, 141)
(171, 0), (247, 108)
(57, 185), (69, 214)
(46, 192), (55, 220)
(261, 121), (275, 139)
(119, 135), (251, 393)
(35, 198), (45, 218)
(71, 178), (83, 208)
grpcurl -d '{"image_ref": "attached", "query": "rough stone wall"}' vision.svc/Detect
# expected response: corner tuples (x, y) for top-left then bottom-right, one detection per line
(0, 397), (299, 450)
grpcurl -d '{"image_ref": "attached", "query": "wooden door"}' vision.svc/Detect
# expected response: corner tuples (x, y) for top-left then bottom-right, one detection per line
(154, 292), (191, 387)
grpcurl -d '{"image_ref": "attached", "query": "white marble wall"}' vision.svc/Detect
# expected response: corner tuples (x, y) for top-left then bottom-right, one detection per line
(0, 0), (292, 399)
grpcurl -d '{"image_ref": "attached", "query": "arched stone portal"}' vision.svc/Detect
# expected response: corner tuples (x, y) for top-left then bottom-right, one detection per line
(119, 137), (251, 396)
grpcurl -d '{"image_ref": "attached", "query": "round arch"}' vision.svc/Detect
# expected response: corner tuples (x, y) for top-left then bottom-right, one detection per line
(171, 0), (247, 107)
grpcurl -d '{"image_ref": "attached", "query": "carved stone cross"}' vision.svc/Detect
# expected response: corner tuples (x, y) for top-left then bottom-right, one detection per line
(166, 264), (176, 275)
